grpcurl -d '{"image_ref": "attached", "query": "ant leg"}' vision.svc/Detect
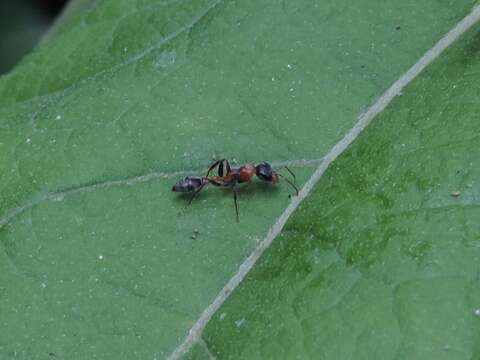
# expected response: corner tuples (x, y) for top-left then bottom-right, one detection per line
(232, 186), (239, 222)
(205, 160), (220, 177)
(209, 178), (223, 187)
(277, 166), (296, 181)
(187, 181), (208, 206)
(278, 174), (299, 196)
(206, 159), (231, 178)
(219, 160), (224, 177)
(206, 160), (222, 177)
(224, 159), (231, 175)
(218, 159), (232, 177)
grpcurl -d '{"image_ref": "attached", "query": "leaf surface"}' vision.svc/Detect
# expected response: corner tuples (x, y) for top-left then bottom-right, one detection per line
(201, 23), (480, 360)
(0, 0), (477, 358)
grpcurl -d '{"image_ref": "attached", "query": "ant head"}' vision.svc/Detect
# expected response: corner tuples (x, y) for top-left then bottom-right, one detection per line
(255, 162), (278, 182)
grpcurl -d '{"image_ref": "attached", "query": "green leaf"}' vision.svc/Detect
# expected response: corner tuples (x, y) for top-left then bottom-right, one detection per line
(0, 0), (477, 358)
(201, 22), (480, 359)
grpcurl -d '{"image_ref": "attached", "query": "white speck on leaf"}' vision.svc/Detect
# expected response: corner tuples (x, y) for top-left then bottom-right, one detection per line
(235, 318), (246, 328)
(52, 194), (64, 202)
(98, 255), (104, 260)
(475, 309), (480, 316)
(156, 50), (176, 69)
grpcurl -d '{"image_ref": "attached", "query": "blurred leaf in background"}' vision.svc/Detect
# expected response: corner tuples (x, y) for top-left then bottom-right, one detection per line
(0, 0), (66, 74)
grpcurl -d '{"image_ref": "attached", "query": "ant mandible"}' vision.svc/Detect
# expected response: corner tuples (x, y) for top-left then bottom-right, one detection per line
(172, 159), (299, 221)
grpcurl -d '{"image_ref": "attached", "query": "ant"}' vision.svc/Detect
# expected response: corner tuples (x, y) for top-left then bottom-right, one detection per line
(172, 159), (298, 221)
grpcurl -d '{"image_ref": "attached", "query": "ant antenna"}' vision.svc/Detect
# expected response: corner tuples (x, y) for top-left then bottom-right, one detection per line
(278, 173), (299, 196)
(282, 166), (296, 181)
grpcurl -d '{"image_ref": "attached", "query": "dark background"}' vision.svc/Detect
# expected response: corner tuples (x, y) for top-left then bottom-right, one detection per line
(0, 0), (68, 74)
(31, 0), (67, 15)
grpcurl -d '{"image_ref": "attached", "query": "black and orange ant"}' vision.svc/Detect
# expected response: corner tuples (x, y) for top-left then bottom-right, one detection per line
(172, 159), (298, 221)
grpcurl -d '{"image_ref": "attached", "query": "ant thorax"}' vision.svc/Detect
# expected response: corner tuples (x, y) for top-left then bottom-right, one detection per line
(238, 164), (256, 183)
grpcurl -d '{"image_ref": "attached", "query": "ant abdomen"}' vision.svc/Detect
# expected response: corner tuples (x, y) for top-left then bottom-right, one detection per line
(172, 177), (205, 192)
